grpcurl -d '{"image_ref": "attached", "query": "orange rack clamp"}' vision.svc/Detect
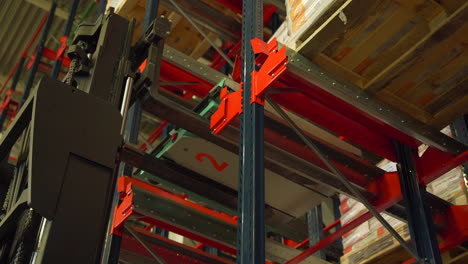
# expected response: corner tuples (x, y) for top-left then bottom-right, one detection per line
(250, 38), (288, 105)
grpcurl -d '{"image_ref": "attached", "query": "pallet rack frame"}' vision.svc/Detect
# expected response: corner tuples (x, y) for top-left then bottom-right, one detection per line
(0, 0), (466, 263)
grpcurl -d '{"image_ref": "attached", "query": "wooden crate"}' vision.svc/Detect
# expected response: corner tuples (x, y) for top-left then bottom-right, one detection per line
(291, 0), (467, 129)
(113, 0), (222, 59)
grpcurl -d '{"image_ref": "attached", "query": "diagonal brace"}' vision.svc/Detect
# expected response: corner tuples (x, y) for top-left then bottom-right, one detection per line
(125, 225), (168, 264)
(266, 97), (420, 262)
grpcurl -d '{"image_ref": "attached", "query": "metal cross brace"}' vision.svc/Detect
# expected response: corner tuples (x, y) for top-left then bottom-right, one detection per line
(125, 225), (168, 264)
(167, 0), (234, 67)
(266, 97), (420, 262)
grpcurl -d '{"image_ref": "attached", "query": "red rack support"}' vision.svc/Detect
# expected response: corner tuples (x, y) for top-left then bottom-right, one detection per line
(250, 38), (288, 105)
(210, 38), (287, 134)
(210, 86), (243, 135)
(121, 227), (235, 264)
(111, 177), (135, 235)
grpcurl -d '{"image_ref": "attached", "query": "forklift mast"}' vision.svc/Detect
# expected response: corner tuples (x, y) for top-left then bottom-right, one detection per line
(0, 9), (168, 264)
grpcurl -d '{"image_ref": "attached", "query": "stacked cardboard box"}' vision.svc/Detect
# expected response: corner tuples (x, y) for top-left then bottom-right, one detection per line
(339, 194), (406, 255)
(341, 124), (466, 263)
(340, 165), (467, 263)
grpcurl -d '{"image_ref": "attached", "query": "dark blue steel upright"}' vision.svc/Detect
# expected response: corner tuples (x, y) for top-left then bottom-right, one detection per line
(451, 115), (468, 177)
(96, 0), (108, 21)
(393, 141), (442, 264)
(121, 0), (160, 176)
(51, 0), (80, 79)
(20, 2), (57, 106)
(307, 205), (325, 259)
(0, 57), (26, 128)
(237, 0), (265, 263)
(106, 1), (160, 263)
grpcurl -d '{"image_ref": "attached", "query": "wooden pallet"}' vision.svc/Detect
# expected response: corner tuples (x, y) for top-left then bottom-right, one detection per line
(113, 0), (224, 59)
(292, 0), (467, 129)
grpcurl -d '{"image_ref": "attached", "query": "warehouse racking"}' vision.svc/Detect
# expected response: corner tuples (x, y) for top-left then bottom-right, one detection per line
(0, 0), (466, 263)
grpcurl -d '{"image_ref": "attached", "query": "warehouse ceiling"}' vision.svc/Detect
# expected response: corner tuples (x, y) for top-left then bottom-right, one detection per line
(0, 0), (97, 93)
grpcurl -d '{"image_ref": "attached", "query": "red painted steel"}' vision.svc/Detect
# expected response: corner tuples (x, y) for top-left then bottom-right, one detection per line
(273, 70), (425, 160)
(27, 47), (71, 69)
(210, 86), (243, 134)
(263, 5), (278, 26)
(195, 153), (229, 171)
(56, 36), (68, 60)
(111, 178), (134, 235)
(418, 147), (468, 185)
(211, 38), (287, 134)
(250, 38), (288, 105)
(270, 93), (398, 161)
(323, 219), (341, 233)
(139, 216), (237, 255)
(0, 90), (22, 118)
(436, 205), (468, 248)
(211, 41), (242, 70)
(264, 129), (372, 187)
(133, 18), (468, 260)
(403, 205), (468, 264)
(212, 0), (242, 14)
(121, 226), (234, 264)
(121, 176), (237, 225)
(140, 121), (169, 151)
(286, 172), (403, 264)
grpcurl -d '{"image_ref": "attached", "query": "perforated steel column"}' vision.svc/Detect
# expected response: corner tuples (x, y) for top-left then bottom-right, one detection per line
(237, 0), (264, 263)
(105, 1), (160, 263)
(394, 141), (442, 264)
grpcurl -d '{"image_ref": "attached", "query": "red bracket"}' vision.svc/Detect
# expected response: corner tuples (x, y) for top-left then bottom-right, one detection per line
(210, 38), (287, 134)
(56, 35), (68, 60)
(250, 38), (288, 105)
(209, 86), (243, 135)
(111, 177), (135, 235)
(28, 46), (71, 69)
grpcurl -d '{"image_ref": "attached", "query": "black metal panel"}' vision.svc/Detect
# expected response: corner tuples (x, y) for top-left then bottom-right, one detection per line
(28, 77), (122, 219)
(0, 95), (33, 163)
(451, 115), (468, 176)
(40, 154), (116, 263)
(23, 77), (122, 263)
(73, 12), (131, 107)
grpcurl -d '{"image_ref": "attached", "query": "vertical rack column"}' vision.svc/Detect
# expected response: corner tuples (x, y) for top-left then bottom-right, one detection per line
(237, 0), (264, 263)
(104, 1), (161, 263)
(307, 205), (325, 259)
(394, 141), (443, 264)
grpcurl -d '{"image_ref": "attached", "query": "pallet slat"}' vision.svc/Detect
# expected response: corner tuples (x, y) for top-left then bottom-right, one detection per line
(291, 0), (467, 128)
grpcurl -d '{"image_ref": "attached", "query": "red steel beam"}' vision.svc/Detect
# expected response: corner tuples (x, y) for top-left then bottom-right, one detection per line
(417, 147), (468, 185)
(139, 216), (237, 255)
(122, 176), (237, 225)
(140, 121), (169, 151)
(121, 226), (234, 264)
(286, 176), (468, 264)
